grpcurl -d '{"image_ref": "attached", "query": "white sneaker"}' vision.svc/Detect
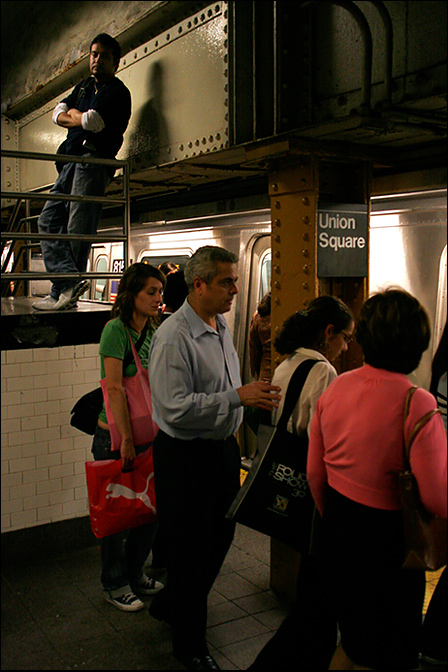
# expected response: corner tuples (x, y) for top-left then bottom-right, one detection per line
(133, 574), (164, 595)
(104, 587), (145, 612)
(32, 295), (58, 311)
(54, 279), (90, 310)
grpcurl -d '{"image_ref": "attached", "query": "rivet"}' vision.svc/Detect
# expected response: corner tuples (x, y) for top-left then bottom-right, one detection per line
(275, 297), (281, 306)
(274, 219), (281, 227)
(302, 197), (310, 206)
(303, 265), (309, 274)
(303, 216), (310, 224)
(274, 265), (281, 274)
(274, 234), (281, 243)
(275, 281), (281, 289)
(275, 201), (281, 209)
(303, 249), (310, 258)
(272, 183), (278, 192)
(275, 250), (281, 258)
(303, 233), (310, 241)
(303, 282), (309, 290)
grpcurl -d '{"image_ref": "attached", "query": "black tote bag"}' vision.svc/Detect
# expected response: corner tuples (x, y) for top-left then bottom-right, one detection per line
(226, 359), (318, 551)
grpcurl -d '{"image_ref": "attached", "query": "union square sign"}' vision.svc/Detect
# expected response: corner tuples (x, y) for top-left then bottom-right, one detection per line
(317, 203), (368, 277)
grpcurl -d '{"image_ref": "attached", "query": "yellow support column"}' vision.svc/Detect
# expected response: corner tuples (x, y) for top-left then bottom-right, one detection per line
(268, 159), (319, 599)
(268, 157), (370, 599)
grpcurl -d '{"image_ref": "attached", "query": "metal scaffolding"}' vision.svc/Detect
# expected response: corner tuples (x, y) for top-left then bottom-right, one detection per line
(1, 149), (130, 296)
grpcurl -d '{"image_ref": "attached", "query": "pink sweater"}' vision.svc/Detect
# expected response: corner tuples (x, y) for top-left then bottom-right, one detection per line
(308, 365), (447, 517)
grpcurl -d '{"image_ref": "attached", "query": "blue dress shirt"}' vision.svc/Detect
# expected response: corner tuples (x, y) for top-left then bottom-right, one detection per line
(148, 299), (244, 440)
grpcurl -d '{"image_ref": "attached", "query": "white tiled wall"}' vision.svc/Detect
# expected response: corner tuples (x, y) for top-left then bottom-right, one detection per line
(1, 344), (100, 532)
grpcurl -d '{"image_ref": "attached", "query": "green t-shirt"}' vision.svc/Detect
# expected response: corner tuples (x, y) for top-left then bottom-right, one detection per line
(98, 318), (155, 424)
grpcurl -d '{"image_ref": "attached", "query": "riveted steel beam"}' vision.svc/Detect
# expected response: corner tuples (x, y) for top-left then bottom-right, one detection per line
(269, 160), (318, 373)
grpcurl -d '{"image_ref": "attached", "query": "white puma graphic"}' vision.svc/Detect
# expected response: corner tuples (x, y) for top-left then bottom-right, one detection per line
(106, 472), (156, 513)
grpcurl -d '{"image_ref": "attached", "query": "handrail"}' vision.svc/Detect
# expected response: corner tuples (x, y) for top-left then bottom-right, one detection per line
(5, 272), (129, 281)
(3, 232), (127, 242)
(1, 149), (131, 297)
(1, 148), (127, 167)
(1, 191), (126, 205)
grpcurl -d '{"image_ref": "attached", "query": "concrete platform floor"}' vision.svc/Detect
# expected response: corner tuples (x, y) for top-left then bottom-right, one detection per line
(1, 523), (445, 671)
(1, 524), (290, 670)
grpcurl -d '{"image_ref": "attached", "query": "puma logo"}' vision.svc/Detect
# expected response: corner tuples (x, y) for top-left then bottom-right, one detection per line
(105, 472), (156, 513)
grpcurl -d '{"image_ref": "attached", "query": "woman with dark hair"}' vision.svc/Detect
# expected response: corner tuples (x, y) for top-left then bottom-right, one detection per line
(92, 262), (166, 611)
(308, 288), (447, 670)
(272, 296), (354, 435)
(249, 295), (354, 670)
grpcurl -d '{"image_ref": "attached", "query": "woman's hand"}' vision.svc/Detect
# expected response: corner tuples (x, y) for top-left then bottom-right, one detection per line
(120, 437), (136, 472)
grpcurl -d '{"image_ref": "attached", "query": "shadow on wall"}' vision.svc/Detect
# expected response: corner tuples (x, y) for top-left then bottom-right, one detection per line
(128, 60), (170, 168)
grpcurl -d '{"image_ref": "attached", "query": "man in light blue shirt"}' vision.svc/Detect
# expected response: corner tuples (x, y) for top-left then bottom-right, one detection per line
(148, 246), (281, 671)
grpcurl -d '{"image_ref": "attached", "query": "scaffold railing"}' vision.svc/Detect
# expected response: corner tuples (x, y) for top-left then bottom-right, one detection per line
(1, 149), (130, 292)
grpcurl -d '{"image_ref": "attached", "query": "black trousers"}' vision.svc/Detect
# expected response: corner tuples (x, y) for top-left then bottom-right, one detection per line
(151, 430), (241, 658)
(248, 528), (337, 670)
(323, 488), (425, 669)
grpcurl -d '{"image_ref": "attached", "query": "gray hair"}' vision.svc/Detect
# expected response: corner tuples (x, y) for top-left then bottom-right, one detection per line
(184, 246), (238, 292)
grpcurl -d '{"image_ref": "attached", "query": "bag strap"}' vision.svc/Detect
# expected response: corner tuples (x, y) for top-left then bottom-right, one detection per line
(403, 385), (441, 469)
(276, 359), (319, 431)
(75, 76), (94, 106)
(123, 326), (147, 371)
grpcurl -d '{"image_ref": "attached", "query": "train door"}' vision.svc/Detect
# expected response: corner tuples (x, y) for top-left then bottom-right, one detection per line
(433, 243), (447, 353)
(240, 234), (271, 458)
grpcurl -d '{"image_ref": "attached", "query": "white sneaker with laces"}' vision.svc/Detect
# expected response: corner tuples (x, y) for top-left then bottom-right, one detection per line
(133, 573), (164, 595)
(104, 587), (145, 612)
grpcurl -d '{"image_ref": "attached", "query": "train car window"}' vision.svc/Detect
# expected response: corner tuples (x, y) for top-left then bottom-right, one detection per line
(139, 254), (190, 272)
(94, 256), (108, 301)
(259, 251), (271, 302)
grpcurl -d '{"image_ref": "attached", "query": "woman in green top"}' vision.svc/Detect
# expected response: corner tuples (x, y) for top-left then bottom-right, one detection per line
(92, 262), (165, 612)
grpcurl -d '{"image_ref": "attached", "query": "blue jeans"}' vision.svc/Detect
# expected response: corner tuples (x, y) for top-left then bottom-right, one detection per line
(91, 426), (157, 592)
(38, 160), (110, 299)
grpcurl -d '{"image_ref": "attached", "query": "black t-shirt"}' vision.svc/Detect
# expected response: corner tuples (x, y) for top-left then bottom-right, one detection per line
(62, 76), (131, 159)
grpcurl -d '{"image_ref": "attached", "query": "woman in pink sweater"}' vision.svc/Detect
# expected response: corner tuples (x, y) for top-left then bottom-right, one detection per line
(308, 288), (447, 670)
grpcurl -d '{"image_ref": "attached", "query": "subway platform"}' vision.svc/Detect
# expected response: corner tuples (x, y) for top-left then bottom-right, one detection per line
(1, 524), (290, 670)
(2, 521), (446, 671)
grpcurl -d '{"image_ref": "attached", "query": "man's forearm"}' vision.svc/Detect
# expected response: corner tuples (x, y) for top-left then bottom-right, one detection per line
(57, 109), (83, 128)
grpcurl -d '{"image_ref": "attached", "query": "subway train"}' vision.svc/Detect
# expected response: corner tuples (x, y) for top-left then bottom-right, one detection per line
(29, 186), (447, 393)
